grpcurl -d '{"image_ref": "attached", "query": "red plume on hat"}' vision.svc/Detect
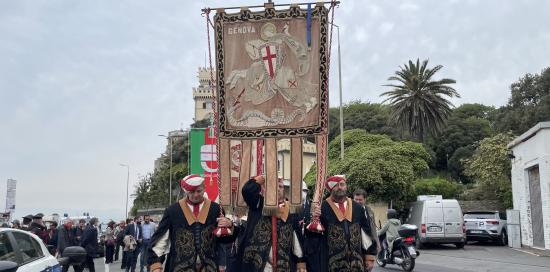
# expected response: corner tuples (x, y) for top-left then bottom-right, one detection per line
(181, 174), (204, 191)
(325, 175), (346, 191)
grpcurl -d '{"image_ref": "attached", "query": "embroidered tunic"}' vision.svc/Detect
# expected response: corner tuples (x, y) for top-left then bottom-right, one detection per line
(306, 197), (378, 272)
(237, 178), (306, 272)
(147, 199), (228, 272)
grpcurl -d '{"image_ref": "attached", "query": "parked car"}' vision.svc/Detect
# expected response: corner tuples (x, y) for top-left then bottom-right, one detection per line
(0, 228), (60, 272)
(0, 228), (86, 272)
(407, 199), (466, 249)
(464, 211), (508, 245)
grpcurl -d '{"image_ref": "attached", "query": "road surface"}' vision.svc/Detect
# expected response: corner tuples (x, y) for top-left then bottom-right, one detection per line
(91, 242), (550, 272)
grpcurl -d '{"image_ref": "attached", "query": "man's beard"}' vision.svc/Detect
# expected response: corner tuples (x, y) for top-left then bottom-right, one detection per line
(332, 189), (347, 199)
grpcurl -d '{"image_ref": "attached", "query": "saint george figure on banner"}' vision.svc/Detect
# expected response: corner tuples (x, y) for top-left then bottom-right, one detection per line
(226, 22), (319, 128)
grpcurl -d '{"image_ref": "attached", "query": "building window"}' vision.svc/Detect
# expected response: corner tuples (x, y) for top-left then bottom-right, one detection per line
(202, 102), (207, 109)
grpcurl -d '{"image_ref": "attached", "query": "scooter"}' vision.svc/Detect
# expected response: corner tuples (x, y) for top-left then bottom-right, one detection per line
(376, 224), (420, 272)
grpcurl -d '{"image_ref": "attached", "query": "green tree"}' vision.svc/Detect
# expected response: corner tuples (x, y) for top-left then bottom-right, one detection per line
(130, 133), (190, 214)
(415, 177), (463, 199)
(452, 103), (494, 120)
(328, 101), (402, 141)
(381, 59), (460, 142)
(447, 146), (475, 183)
(305, 129), (431, 204)
(191, 119), (211, 128)
(463, 133), (514, 208)
(428, 104), (494, 172)
(493, 67), (550, 135)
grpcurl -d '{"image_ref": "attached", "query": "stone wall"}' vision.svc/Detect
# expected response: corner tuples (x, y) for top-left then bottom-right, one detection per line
(459, 200), (505, 213)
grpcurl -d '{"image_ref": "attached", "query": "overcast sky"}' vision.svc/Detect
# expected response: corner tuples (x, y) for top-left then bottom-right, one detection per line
(1, 0), (549, 222)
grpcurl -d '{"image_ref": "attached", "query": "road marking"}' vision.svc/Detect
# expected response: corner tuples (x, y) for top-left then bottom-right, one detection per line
(512, 248), (541, 257)
(421, 252), (550, 269)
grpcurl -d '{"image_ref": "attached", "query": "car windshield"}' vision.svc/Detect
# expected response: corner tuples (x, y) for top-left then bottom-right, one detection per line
(464, 213), (496, 219)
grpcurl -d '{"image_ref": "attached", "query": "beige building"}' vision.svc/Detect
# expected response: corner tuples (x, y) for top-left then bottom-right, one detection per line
(193, 67), (215, 122)
(277, 139), (317, 180)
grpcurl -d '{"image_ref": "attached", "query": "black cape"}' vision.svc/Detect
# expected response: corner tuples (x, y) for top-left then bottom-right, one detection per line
(147, 199), (231, 272)
(306, 197), (378, 272)
(236, 178), (305, 272)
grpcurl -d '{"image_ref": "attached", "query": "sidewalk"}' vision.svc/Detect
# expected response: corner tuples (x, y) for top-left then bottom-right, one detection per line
(513, 246), (550, 257)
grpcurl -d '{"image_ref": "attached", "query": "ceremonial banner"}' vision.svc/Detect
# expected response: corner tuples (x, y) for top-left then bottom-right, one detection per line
(189, 128), (219, 201)
(215, 4), (329, 138)
(214, 3), (329, 211)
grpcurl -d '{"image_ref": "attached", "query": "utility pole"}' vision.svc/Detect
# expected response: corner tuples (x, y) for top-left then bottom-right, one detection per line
(332, 23), (345, 160)
(119, 163), (130, 219)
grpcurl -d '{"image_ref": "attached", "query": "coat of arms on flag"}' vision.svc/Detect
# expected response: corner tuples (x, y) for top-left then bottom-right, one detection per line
(189, 128), (219, 201)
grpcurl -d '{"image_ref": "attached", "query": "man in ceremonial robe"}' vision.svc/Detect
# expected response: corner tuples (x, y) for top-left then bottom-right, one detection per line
(307, 175), (378, 272)
(147, 175), (233, 272)
(237, 176), (306, 272)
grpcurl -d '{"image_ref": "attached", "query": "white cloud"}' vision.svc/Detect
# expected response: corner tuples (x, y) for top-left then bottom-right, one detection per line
(353, 26), (369, 43)
(399, 1), (419, 11)
(379, 22), (394, 36)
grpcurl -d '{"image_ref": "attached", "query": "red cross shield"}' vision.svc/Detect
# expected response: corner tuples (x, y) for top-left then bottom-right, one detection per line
(260, 44), (278, 79)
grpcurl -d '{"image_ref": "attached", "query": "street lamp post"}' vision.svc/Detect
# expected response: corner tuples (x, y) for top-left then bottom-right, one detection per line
(119, 163), (130, 219)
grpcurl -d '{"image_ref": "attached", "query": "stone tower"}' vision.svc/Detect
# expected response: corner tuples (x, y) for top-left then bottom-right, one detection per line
(193, 67), (215, 122)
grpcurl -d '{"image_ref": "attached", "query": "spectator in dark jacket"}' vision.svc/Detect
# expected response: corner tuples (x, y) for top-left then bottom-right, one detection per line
(75, 219), (86, 244)
(104, 221), (116, 264)
(47, 222), (59, 255)
(29, 213), (49, 244)
(21, 214), (33, 230)
(80, 217), (99, 272)
(123, 217), (142, 272)
(120, 219), (132, 270)
(114, 221), (126, 263)
(58, 219), (82, 272)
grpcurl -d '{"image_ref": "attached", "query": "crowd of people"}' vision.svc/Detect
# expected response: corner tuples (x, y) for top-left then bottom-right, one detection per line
(7, 212), (157, 272)
(6, 174), (392, 272)
(145, 174), (384, 272)
(8, 213), (100, 272)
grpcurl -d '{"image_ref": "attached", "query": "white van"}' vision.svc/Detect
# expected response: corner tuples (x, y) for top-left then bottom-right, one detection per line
(406, 199), (466, 248)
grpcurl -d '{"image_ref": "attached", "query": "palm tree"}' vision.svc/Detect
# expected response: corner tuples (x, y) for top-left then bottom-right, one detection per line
(381, 59), (460, 142)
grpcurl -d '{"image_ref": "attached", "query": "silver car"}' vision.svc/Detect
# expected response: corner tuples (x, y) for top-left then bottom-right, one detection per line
(464, 211), (508, 245)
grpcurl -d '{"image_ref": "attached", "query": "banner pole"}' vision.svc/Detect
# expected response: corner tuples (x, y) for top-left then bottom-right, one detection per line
(201, 1), (339, 13)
